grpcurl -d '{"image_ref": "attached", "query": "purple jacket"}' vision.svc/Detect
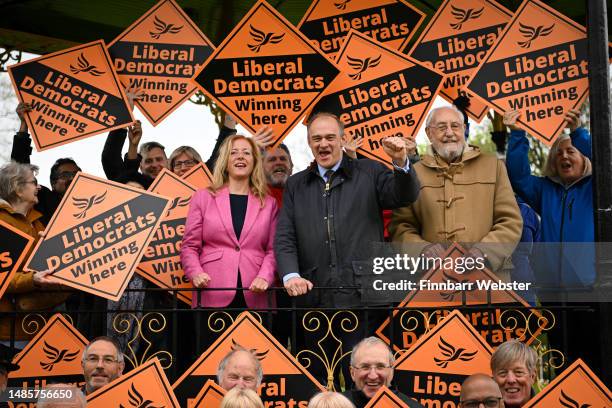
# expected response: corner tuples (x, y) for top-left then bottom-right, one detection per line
(181, 187), (278, 309)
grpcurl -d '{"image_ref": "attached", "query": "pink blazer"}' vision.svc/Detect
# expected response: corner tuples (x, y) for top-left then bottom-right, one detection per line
(181, 187), (278, 309)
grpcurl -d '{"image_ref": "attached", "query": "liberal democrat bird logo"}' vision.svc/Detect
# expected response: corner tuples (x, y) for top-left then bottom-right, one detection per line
(40, 341), (79, 371)
(334, 0), (351, 10)
(231, 339), (270, 361)
(439, 271), (474, 301)
(433, 336), (477, 368)
(247, 25), (285, 53)
(450, 5), (484, 30)
(119, 383), (164, 408)
(149, 15), (183, 39)
(559, 390), (591, 408)
(166, 196), (191, 216)
(69, 53), (105, 76)
(517, 22), (555, 48)
(347, 55), (381, 80)
(72, 191), (107, 219)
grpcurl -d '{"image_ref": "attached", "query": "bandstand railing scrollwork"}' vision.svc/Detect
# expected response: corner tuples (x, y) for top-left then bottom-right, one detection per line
(295, 310), (359, 391)
(111, 312), (173, 371)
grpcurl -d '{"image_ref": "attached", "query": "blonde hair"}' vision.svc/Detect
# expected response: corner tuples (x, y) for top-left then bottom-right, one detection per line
(220, 388), (264, 408)
(490, 339), (538, 375)
(309, 392), (356, 408)
(210, 135), (268, 206)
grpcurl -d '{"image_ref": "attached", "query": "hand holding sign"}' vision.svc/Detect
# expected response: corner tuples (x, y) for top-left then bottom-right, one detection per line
(564, 109), (582, 132)
(16, 102), (32, 132)
(503, 110), (522, 131)
(125, 85), (145, 111)
(382, 136), (408, 167)
(252, 126), (275, 149)
(33, 269), (63, 287)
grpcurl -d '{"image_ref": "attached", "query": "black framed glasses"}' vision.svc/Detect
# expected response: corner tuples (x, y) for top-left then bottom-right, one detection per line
(460, 397), (502, 408)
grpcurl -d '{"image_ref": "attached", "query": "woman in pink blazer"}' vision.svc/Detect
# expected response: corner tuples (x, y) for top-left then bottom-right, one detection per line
(181, 134), (278, 309)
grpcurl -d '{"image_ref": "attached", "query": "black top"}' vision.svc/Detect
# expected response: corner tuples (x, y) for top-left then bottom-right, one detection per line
(230, 194), (248, 240)
(341, 389), (424, 408)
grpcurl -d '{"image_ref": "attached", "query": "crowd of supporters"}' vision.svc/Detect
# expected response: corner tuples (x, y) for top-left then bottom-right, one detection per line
(0, 90), (597, 403)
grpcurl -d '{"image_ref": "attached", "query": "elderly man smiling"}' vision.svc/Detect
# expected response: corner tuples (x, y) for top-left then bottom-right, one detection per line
(342, 337), (423, 408)
(390, 105), (522, 279)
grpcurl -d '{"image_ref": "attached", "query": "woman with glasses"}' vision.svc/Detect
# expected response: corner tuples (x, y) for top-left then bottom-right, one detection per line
(169, 146), (203, 177)
(181, 134), (278, 311)
(0, 162), (69, 352)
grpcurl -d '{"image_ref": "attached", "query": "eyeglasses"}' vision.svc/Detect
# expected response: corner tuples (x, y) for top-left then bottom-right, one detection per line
(352, 364), (392, 373)
(57, 171), (77, 180)
(84, 356), (120, 365)
(20, 178), (38, 186)
(460, 397), (502, 408)
(429, 122), (464, 133)
(173, 159), (197, 169)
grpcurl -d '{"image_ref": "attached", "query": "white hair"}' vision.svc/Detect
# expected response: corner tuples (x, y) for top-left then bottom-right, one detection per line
(350, 336), (395, 367)
(425, 105), (465, 128)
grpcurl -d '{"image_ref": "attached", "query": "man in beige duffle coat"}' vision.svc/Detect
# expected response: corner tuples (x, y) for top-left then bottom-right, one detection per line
(389, 105), (522, 280)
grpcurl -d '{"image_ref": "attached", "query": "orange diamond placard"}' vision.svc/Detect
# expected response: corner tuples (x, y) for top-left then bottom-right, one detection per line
(466, 0), (589, 145)
(87, 358), (180, 407)
(394, 310), (493, 406)
(8, 314), (88, 389)
(311, 29), (443, 167)
(137, 169), (196, 305)
(523, 359), (611, 408)
(7, 40), (134, 151)
(376, 243), (545, 351)
(173, 312), (325, 407)
(182, 163), (213, 189)
(192, 0), (340, 148)
(407, 0), (512, 121)
(0, 219), (34, 300)
(364, 386), (411, 408)
(24, 173), (169, 301)
(188, 379), (225, 408)
(108, 0), (215, 126)
(298, 0), (425, 59)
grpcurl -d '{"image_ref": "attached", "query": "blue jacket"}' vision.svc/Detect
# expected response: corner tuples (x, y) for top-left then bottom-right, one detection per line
(506, 128), (594, 286)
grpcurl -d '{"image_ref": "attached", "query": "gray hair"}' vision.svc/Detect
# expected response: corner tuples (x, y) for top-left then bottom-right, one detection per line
(350, 336), (394, 367)
(37, 385), (86, 408)
(490, 339), (538, 375)
(307, 112), (345, 137)
(0, 161), (39, 203)
(216, 347), (263, 387)
(425, 105), (465, 128)
(81, 336), (124, 364)
(169, 146), (203, 170)
(543, 134), (578, 179)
